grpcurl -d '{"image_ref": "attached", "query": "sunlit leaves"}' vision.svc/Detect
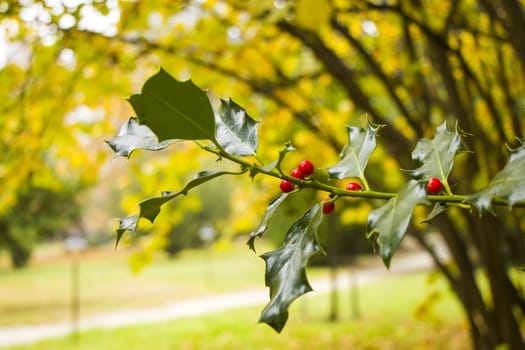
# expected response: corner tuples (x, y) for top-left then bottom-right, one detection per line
(295, 0), (331, 32)
(259, 204), (324, 332)
(215, 98), (259, 156)
(106, 117), (178, 157)
(366, 180), (428, 267)
(467, 140), (525, 212)
(327, 121), (383, 181)
(128, 68), (216, 142)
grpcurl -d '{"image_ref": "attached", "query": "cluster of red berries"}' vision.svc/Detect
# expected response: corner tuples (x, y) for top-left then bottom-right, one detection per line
(279, 160), (315, 193)
(279, 160), (365, 215)
(280, 160), (444, 215)
(322, 182), (363, 214)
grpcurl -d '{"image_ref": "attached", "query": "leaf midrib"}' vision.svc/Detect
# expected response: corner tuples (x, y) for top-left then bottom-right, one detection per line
(218, 117), (256, 155)
(145, 90), (216, 141)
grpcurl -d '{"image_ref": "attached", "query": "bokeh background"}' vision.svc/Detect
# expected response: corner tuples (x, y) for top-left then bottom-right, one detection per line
(1, 0), (524, 349)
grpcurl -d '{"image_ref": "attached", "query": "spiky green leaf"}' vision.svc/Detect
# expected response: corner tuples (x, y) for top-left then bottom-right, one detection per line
(247, 193), (292, 251)
(128, 68), (216, 142)
(215, 98), (259, 156)
(423, 202), (448, 223)
(467, 140), (525, 212)
(115, 215), (138, 248)
(367, 180), (428, 267)
(261, 142), (296, 173)
(259, 204), (324, 332)
(106, 117), (179, 158)
(327, 121), (382, 180)
(139, 170), (245, 223)
(115, 170), (245, 247)
(406, 122), (466, 181)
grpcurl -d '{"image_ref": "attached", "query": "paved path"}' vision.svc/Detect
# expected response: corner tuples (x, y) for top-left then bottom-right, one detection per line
(0, 250), (439, 347)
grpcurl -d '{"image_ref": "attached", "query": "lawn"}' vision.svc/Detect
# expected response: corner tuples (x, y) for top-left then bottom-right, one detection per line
(0, 240), (279, 326)
(0, 240), (470, 349)
(4, 271), (468, 349)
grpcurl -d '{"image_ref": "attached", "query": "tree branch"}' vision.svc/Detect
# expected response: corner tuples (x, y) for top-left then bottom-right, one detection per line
(277, 20), (414, 167)
(329, 16), (423, 136)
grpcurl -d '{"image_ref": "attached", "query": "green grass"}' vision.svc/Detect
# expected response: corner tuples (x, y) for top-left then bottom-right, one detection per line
(5, 272), (469, 350)
(0, 240), (281, 326)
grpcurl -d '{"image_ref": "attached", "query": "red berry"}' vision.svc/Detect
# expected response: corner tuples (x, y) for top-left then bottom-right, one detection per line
(322, 199), (335, 215)
(345, 182), (362, 191)
(427, 177), (443, 194)
(290, 168), (304, 179)
(280, 180), (295, 193)
(298, 160), (314, 177)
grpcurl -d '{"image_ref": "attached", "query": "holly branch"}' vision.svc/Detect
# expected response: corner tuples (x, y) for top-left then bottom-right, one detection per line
(107, 68), (525, 333)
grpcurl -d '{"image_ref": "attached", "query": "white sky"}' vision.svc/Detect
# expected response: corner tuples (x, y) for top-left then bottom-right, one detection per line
(0, 0), (120, 70)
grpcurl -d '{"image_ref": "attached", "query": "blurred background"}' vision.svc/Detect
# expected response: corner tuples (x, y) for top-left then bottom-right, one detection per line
(1, 0), (524, 349)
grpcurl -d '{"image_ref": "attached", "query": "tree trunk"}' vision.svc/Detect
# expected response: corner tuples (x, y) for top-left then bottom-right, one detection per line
(472, 214), (525, 349)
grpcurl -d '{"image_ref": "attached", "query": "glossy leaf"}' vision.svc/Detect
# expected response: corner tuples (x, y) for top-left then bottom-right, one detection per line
(327, 121), (382, 180)
(259, 204), (324, 332)
(140, 170), (245, 222)
(128, 68), (216, 142)
(115, 170), (245, 247)
(406, 122), (466, 181)
(261, 142), (296, 172)
(423, 202), (448, 223)
(247, 192), (292, 251)
(367, 180), (428, 267)
(467, 140), (525, 212)
(215, 98), (259, 156)
(106, 117), (179, 158)
(115, 215), (139, 248)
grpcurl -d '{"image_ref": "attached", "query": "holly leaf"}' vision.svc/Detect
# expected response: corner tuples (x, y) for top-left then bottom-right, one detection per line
(405, 122), (466, 181)
(115, 170), (245, 247)
(467, 140), (525, 212)
(261, 142), (296, 172)
(367, 180), (428, 267)
(259, 204), (324, 332)
(128, 68), (216, 142)
(423, 202), (448, 223)
(215, 99), (259, 156)
(106, 117), (179, 158)
(247, 193), (292, 251)
(115, 215), (138, 248)
(140, 170), (246, 222)
(327, 121), (383, 180)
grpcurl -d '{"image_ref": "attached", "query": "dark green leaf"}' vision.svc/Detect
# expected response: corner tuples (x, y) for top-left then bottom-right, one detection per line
(247, 193), (292, 251)
(128, 68), (216, 142)
(261, 142), (296, 172)
(106, 117), (179, 158)
(366, 180), (428, 267)
(215, 99), (259, 156)
(423, 202), (448, 223)
(406, 122), (466, 181)
(114, 170), (245, 247)
(139, 170), (245, 223)
(259, 204), (324, 332)
(327, 121), (383, 180)
(115, 215), (138, 248)
(467, 140), (525, 212)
